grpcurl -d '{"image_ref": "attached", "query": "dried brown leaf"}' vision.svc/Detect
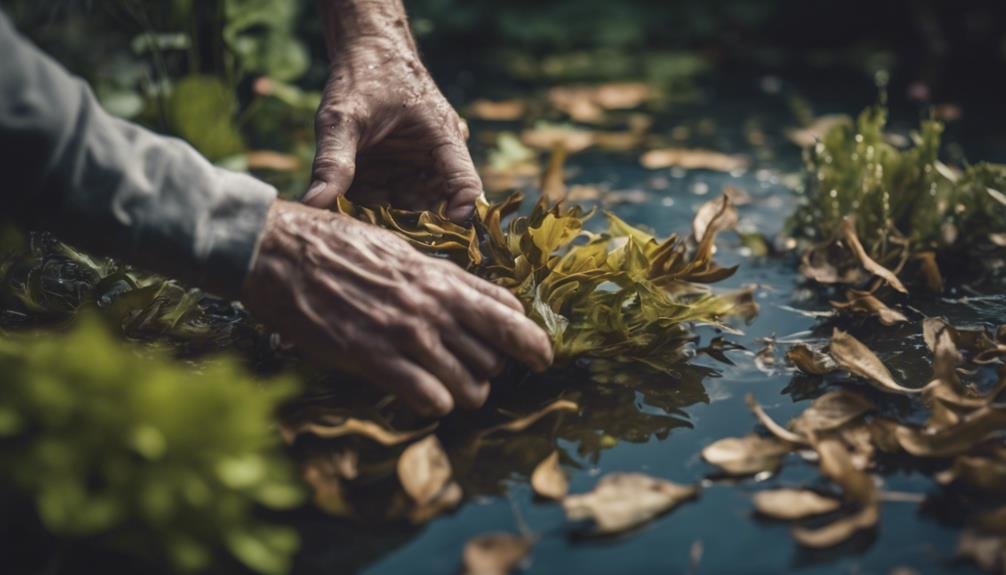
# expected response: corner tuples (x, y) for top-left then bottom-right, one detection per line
(829, 329), (922, 394)
(562, 472), (698, 534)
(280, 417), (437, 446)
(915, 251), (944, 293)
(693, 195), (739, 244)
(479, 400), (579, 437)
(752, 489), (841, 520)
(701, 434), (792, 476)
(895, 406), (1006, 457)
(746, 394), (807, 444)
(398, 435), (453, 505)
(468, 99), (527, 121)
(786, 344), (839, 375)
(462, 532), (534, 575)
(531, 451), (568, 500)
(792, 505), (879, 548)
(791, 391), (875, 436)
(840, 218), (908, 294)
(831, 291), (908, 326)
(640, 148), (750, 172)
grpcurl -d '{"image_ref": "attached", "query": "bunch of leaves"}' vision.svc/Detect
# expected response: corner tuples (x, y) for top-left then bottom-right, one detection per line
(0, 315), (303, 574)
(0, 231), (264, 354)
(702, 318), (1006, 561)
(788, 105), (1006, 320)
(335, 187), (755, 376)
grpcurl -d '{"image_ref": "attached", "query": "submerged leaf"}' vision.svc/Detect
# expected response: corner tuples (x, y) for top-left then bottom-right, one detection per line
(562, 473), (698, 535)
(462, 533), (534, 575)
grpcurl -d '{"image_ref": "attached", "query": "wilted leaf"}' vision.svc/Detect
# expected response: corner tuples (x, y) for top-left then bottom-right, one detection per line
(895, 406), (1006, 458)
(752, 489), (841, 520)
(746, 394), (806, 445)
(479, 400), (579, 438)
(693, 195), (739, 244)
(786, 344), (838, 375)
(397, 435), (452, 505)
(840, 218), (908, 294)
(791, 391), (875, 436)
(915, 251), (944, 293)
(408, 480), (462, 524)
(829, 329), (922, 394)
(462, 532), (533, 575)
(830, 291), (908, 326)
(280, 417), (436, 446)
(792, 505), (878, 548)
(531, 451), (568, 500)
(701, 434), (792, 476)
(562, 473), (698, 535)
(640, 148), (749, 172)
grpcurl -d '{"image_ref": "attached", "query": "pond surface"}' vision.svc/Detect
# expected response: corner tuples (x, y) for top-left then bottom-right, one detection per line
(289, 77), (1006, 574)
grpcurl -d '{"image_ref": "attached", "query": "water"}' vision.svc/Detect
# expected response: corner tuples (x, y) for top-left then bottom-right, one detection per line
(286, 79), (1006, 574)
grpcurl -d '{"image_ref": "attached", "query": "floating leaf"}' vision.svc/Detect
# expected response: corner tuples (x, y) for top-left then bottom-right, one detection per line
(531, 451), (568, 500)
(786, 344), (838, 375)
(479, 400), (579, 438)
(792, 505), (878, 548)
(829, 329), (922, 394)
(752, 489), (841, 520)
(791, 391), (875, 436)
(746, 394), (806, 445)
(397, 435), (453, 505)
(562, 473), (698, 535)
(280, 417), (436, 446)
(462, 533), (534, 575)
(640, 148), (749, 172)
(468, 99), (527, 121)
(830, 291), (908, 326)
(701, 434), (792, 476)
(895, 406), (1006, 458)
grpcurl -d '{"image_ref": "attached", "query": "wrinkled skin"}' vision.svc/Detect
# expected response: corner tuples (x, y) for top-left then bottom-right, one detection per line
(242, 201), (553, 416)
(304, 0), (480, 222)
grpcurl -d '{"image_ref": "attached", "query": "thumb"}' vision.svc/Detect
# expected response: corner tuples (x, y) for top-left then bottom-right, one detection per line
(303, 109), (361, 208)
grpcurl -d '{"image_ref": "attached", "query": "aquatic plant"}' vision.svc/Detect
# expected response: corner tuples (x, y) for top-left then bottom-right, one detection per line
(789, 106), (1006, 317)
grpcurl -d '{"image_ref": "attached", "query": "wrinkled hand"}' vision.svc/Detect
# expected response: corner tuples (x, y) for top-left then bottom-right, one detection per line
(304, 0), (481, 221)
(242, 200), (553, 416)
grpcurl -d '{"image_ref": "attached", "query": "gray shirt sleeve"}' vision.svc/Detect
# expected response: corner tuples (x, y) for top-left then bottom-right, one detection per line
(0, 11), (276, 299)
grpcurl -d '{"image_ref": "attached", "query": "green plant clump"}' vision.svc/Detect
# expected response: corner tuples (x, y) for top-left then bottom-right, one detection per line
(0, 316), (303, 574)
(790, 106), (1006, 263)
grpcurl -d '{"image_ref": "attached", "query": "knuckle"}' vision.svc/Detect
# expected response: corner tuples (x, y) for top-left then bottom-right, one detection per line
(315, 106), (353, 129)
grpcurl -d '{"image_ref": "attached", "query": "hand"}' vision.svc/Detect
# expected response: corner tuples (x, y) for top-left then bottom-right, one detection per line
(242, 200), (553, 416)
(304, 0), (481, 222)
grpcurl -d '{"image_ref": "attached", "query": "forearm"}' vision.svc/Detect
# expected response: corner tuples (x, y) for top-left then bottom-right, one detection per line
(320, 0), (418, 58)
(0, 11), (275, 299)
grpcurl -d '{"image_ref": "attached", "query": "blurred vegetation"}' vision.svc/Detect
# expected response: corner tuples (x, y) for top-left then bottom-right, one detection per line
(0, 316), (302, 574)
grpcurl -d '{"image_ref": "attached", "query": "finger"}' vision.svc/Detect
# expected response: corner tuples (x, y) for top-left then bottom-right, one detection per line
(425, 119), (483, 222)
(404, 326), (489, 410)
(372, 357), (454, 417)
(304, 108), (361, 208)
(442, 326), (506, 379)
(453, 269), (525, 314)
(451, 285), (554, 372)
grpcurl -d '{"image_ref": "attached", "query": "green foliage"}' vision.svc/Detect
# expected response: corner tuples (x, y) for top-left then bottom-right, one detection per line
(167, 75), (245, 161)
(0, 315), (302, 574)
(790, 106), (1006, 260)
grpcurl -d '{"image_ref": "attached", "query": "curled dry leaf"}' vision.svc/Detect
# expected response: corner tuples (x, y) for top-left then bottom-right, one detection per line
(562, 472), (698, 535)
(280, 417), (437, 446)
(792, 505), (879, 548)
(531, 451), (569, 500)
(786, 344), (838, 375)
(701, 434), (792, 476)
(791, 391), (875, 436)
(895, 406), (1006, 458)
(830, 291), (908, 326)
(640, 148), (750, 172)
(814, 435), (876, 505)
(746, 394), (807, 445)
(752, 488), (841, 520)
(462, 533), (534, 575)
(408, 480), (463, 524)
(397, 435), (453, 505)
(829, 329), (922, 394)
(479, 400), (579, 438)
(693, 195), (739, 244)
(840, 218), (908, 294)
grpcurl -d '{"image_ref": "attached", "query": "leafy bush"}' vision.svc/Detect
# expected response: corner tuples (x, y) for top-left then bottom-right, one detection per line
(0, 316), (303, 574)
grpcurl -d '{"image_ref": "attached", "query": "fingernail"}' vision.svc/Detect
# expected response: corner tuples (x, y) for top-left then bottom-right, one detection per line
(302, 181), (326, 203)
